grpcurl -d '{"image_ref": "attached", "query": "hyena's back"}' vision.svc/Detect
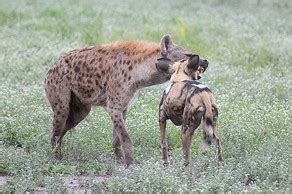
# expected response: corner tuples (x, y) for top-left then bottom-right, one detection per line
(44, 41), (161, 107)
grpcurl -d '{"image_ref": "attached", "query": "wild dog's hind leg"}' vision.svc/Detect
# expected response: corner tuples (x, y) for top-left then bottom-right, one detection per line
(211, 126), (223, 162)
(182, 106), (203, 166)
(181, 125), (195, 166)
(212, 105), (223, 162)
(213, 130), (223, 162)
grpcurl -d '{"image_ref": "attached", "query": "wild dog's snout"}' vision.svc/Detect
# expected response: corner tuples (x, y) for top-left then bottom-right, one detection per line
(199, 59), (208, 72)
(196, 59), (208, 80)
(203, 59), (208, 70)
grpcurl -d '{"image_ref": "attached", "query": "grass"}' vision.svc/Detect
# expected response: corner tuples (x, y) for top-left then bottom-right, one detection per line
(0, 0), (291, 192)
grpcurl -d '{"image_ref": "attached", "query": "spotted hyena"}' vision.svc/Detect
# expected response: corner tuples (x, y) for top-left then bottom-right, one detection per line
(44, 35), (206, 166)
(156, 55), (222, 166)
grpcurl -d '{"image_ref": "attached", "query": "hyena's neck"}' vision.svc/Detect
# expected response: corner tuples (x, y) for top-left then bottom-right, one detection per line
(133, 53), (170, 88)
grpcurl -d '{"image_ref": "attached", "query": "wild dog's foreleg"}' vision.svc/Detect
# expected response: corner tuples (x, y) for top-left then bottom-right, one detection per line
(159, 111), (168, 166)
(159, 93), (169, 166)
(108, 108), (133, 167)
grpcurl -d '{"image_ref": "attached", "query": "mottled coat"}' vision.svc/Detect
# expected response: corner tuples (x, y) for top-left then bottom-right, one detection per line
(156, 55), (222, 165)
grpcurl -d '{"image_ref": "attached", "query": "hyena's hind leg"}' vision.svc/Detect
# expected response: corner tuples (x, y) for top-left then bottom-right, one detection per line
(65, 92), (91, 131)
(50, 92), (91, 158)
(49, 92), (71, 159)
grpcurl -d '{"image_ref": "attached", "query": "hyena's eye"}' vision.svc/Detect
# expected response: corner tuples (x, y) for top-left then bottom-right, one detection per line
(184, 53), (193, 58)
(180, 59), (186, 63)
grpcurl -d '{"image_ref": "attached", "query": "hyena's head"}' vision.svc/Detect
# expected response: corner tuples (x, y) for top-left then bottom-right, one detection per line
(160, 35), (208, 65)
(156, 54), (208, 82)
(160, 35), (189, 61)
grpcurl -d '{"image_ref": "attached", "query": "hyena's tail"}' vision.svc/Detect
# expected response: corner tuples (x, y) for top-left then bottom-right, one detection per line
(200, 92), (214, 148)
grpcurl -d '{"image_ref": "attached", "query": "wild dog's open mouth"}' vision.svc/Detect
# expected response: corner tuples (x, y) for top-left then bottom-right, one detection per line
(196, 66), (205, 80)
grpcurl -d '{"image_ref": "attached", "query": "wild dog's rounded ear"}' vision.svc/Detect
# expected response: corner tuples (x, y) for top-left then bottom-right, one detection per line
(160, 35), (173, 57)
(212, 105), (218, 117)
(187, 54), (199, 70)
(156, 57), (173, 74)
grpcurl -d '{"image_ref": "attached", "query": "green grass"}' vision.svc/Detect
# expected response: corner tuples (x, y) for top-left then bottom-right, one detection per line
(0, 0), (291, 192)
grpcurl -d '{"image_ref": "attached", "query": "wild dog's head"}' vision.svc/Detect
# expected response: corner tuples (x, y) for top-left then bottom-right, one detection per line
(156, 54), (208, 82)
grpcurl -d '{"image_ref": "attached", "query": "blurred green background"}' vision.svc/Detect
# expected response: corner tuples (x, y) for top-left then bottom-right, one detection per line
(0, 0), (291, 192)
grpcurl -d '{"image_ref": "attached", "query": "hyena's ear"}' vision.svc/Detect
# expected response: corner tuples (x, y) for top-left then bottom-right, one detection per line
(187, 54), (200, 71)
(160, 35), (173, 57)
(156, 57), (175, 74)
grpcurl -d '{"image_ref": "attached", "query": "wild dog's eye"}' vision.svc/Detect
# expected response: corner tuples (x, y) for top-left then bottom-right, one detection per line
(180, 59), (186, 62)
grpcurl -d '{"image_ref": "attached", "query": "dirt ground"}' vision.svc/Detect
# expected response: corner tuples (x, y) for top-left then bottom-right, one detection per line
(0, 176), (7, 188)
(0, 175), (107, 193)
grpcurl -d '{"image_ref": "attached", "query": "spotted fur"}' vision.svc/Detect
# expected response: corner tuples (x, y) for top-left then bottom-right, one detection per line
(44, 35), (201, 166)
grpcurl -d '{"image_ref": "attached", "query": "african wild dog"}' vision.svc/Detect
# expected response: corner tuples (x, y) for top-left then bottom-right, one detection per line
(156, 55), (223, 166)
(44, 35), (205, 166)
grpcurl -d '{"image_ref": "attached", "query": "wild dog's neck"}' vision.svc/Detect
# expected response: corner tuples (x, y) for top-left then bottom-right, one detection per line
(169, 62), (194, 84)
(169, 74), (193, 84)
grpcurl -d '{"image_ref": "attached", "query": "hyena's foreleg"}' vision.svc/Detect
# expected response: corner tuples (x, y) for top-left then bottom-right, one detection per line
(108, 108), (133, 167)
(112, 109), (128, 161)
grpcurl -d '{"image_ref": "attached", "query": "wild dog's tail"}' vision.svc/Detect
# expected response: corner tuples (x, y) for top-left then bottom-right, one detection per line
(200, 91), (214, 148)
